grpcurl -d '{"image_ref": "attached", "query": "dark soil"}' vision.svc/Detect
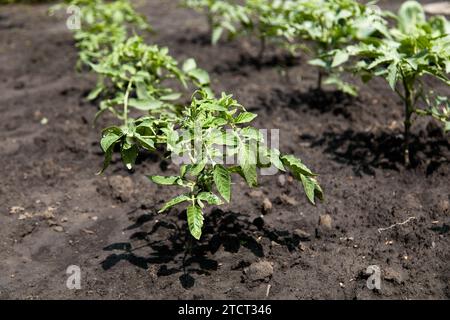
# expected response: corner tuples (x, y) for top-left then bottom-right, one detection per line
(0, 0), (449, 299)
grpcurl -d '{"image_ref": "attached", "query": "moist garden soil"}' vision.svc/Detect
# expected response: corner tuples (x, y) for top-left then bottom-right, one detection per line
(0, 0), (449, 299)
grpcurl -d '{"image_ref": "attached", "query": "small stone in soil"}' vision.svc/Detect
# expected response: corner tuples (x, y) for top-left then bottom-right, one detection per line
(319, 214), (332, 229)
(244, 261), (274, 281)
(383, 267), (403, 284)
(293, 229), (311, 241)
(262, 198), (272, 214)
(248, 190), (264, 198)
(280, 194), (299, 206)
(53, 226), (64, 232)
(438, 199), (449, 213)
(10, 206), (25, 214)
(108, 175), (134, 202)
(277, 175), (286, 187)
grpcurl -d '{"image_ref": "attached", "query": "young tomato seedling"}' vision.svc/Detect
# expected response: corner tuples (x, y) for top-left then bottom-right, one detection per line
(88, 35), (210, 123)
(350, 1), (450, 165)
(181, 0), (250, 44)
(288, 0), (389, 95)
(102, 90), (323, 240)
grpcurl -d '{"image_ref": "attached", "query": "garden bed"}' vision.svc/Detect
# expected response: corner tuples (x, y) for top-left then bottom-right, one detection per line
(0, 0), (449, 299)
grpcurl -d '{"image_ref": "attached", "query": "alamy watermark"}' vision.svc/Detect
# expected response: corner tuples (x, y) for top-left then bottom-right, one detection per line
(66, 265), (81, 290)
(366, 265), (381, 290)
(168, 127), (282, 176)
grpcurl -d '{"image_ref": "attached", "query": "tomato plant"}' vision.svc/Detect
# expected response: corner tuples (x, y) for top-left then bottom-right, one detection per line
(349, 1), (450, 165)
(285, 0), (389, 95)
(101, 90), (323, 239)
(61, 0), (151, 67)
(181, 0), (250, 44)
(88, 35), (210, 122)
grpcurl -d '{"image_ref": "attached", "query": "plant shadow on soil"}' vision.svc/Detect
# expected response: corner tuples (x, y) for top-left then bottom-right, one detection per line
(309, 128), (450, 176)
(265, 87), (450, 176)
(262, 87), (357, 118)
(177, 32), (301, 74)
(213, 52), (301, 75)
(101, 209), (302, 289)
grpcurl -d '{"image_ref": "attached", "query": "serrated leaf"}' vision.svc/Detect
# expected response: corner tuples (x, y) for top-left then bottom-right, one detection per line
(309, 58), (328, 68)
(188, 68), (210, 86)
(238, 143), (257, 187)
(212, 27), (223, 45)
(332, 51), (349, 68)
(160, 93), (181, 101)
(149, 175), (180, 185)
(197, 192), (223, 205)
(234, 112), (257, 124)
(387, 63), (398, 90)
(182, 58), (197, 73)
(101, 132), (122, 152)
(270, 150), (285, 172)
(281, 155), (314, 176)
(87, 84), (103, 101)
(240, 127), (263, 141)
(300, 175), (316, 204)
(135, 134), (155, 150)
(213, 164), (231, 202)
(445, 122), (450, 133)
(186, 159), (207, 177)
(136, 80), (151, 100)
(121, 144), (139, 170)
(159, 194), (190, 213)
(128, 98), (163, 110)
(187, 205), (204, 240)
(97, 146), (113, 175)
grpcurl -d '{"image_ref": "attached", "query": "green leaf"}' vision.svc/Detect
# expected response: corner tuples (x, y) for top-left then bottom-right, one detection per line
(240, 127), (263, 141)
(149, 175), (180, 185)
(300, 175), (316, 204)
(135, 134), (155, 150)
(332, 51), (349, 68)
(182, 58), (197, 72)
(212, 27), (223, 45)
(387, 63), (398, 90)
(121, 144), (138, 170)
(159, 194), (190, 213)
(187, 205), (204, 240)
(203, 103), (228, 112)
(398, 1), (426, 33)
(238, 143), (257, 187)
(101, 132), (122, 152)
(87, 84), (103, 101)
(445, 122), (450, 133)
(136, 81), (151, 100)
(160, 93), (181, 101)
(197, 192), (223, 205)
(213, 164), (231, 202)
(309, 58), (328, 68)
(270, 149), (285, 172)
(97, 146), (113, 175)
(281, 155), (314, 176)
(128, 98), (163, 110)
(186, 159), (207, 177)
(188, 69), (210, 86)
(234, 112), (257, 124)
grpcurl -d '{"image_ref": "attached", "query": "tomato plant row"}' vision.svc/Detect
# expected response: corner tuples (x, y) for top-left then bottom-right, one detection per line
(183, 0), (450, 165)
(61, 0), (323, 239)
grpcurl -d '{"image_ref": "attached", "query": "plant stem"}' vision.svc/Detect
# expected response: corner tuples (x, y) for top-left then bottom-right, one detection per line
(123, 80), (132, 127)
(207, 12), (213, 43)
(317, 69), (323, 91)
(403, 83), (414, 167)
(258, 35), (266, 62)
